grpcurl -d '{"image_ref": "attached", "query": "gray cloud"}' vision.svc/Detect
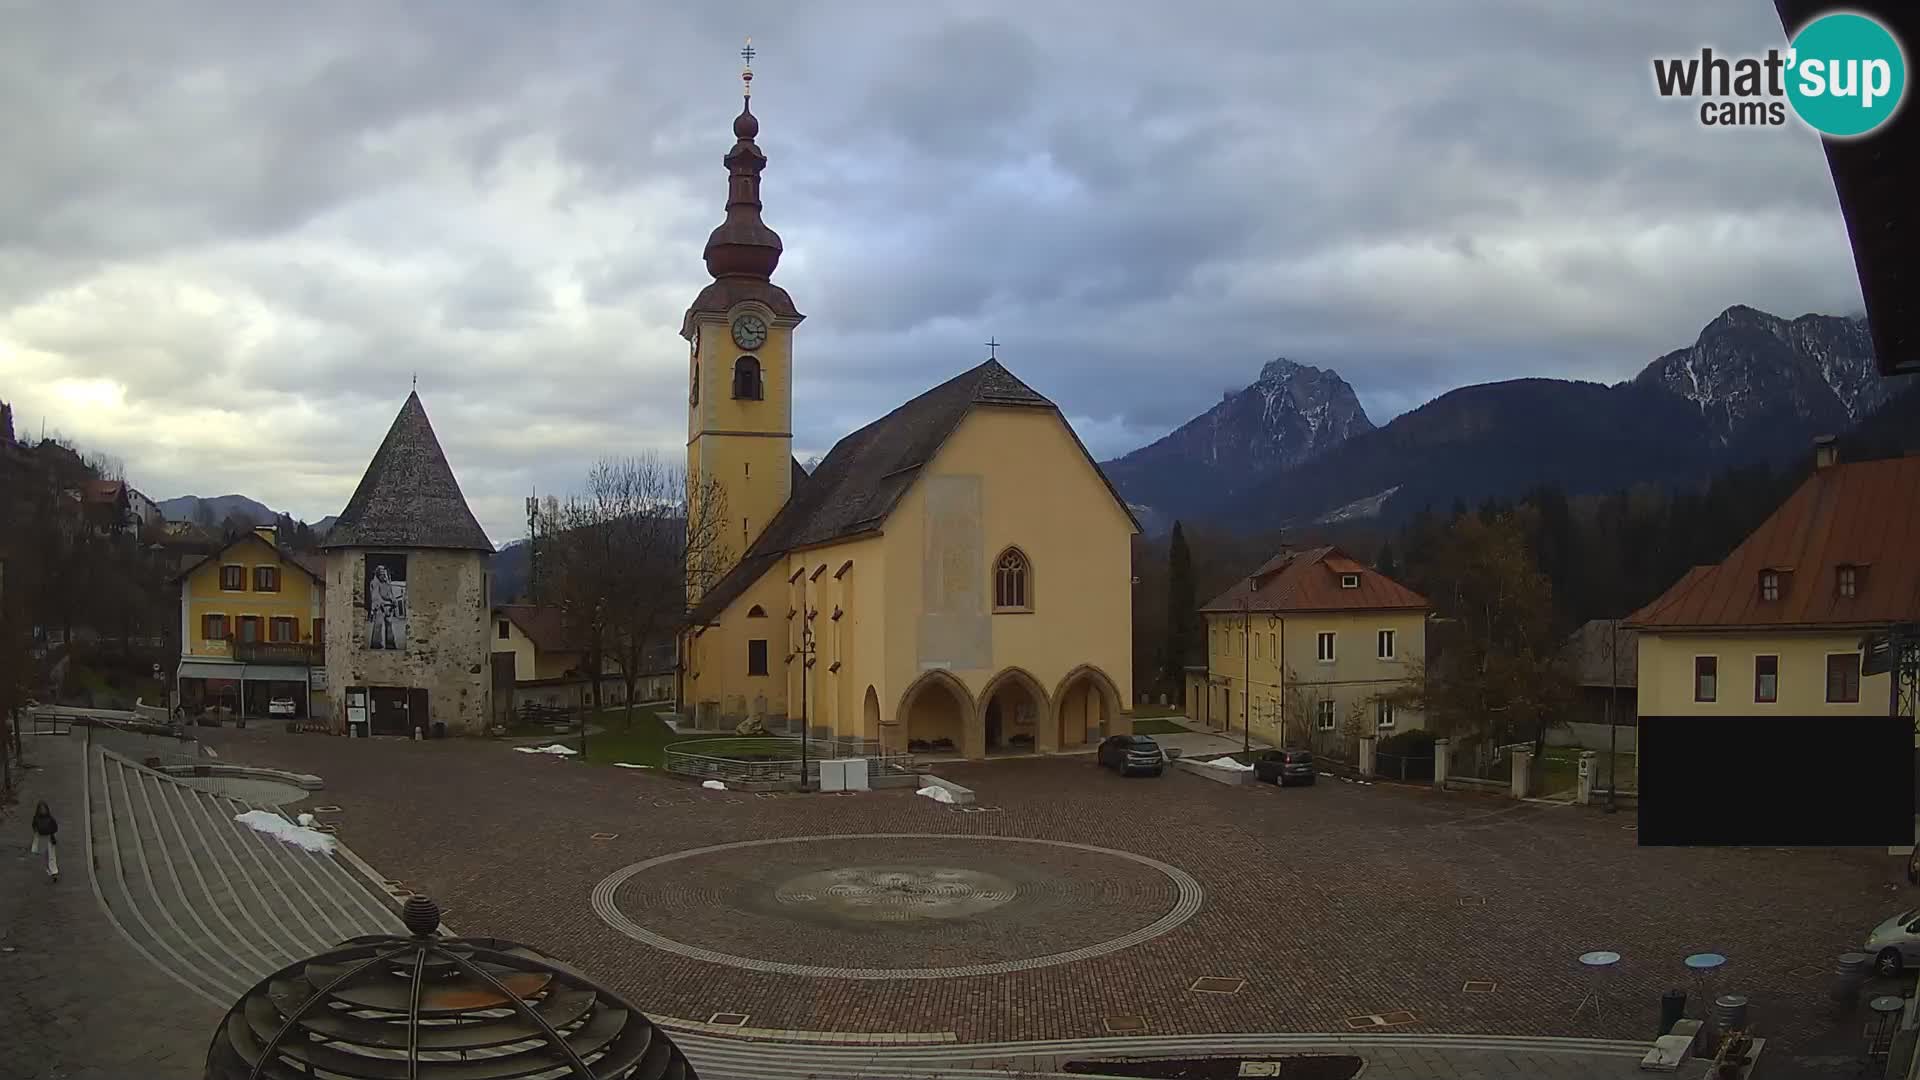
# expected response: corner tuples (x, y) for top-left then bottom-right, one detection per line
(2, 1), (1872, 542)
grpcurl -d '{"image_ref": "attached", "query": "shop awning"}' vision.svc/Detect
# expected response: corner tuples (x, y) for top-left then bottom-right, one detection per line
(239, 664), (312, 683)
(175, 661), (310, 682)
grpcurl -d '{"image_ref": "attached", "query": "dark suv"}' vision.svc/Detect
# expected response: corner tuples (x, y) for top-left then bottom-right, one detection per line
(1098, 734), (1166, 777)
(1253, 748), (1317, 786)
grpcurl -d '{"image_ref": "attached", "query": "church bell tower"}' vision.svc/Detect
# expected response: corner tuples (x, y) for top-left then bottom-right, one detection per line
(684, 38), (804, 568)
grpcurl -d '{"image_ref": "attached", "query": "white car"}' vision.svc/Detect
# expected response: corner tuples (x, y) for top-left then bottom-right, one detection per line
(268, 697), (297, 718)
(1865, 908), (1920, 975)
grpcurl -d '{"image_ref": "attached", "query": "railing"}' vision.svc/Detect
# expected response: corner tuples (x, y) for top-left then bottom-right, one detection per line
(663, 736), (918, 785)
(232, 640), (324, 665)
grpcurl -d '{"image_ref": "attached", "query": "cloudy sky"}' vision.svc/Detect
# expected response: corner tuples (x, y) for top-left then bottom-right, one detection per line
(2, 1), (1867, 543)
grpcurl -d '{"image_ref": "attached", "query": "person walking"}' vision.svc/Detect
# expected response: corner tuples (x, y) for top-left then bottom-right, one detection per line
(29, 800), (58, 882)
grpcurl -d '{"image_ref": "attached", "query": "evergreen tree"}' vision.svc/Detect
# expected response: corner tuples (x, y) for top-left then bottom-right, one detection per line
(1162, 521), (1196, 702)
(1376, 540), (1399, 580)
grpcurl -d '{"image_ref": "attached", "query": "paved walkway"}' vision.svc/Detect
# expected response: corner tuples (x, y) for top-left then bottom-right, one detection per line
(0, 731), (220, 1080)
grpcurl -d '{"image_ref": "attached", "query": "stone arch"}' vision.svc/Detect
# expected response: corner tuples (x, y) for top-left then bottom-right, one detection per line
(863, 685), (881, 742)
(1052, 664), (1125, 751)
(978, 666), (1050, 755)
(895, 669), (975, 757)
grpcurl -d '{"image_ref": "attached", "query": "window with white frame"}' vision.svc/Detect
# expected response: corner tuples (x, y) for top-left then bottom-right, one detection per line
(1375, 698), (1396, 729)
(1316, 631), (1335, 662)
(1315, 699), (1336, 730)
(1377, 629), (1395, 659)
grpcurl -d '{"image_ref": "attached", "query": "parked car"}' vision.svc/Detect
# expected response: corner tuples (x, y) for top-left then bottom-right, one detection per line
(1865, 908), (1920, 975)
(1097, 734), (1165, 777)
(1253, 748), (1317, 787)
(268, 697), (297, 718)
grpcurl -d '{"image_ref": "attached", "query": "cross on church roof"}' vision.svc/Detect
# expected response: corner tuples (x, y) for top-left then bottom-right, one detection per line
(985, 337), (1000, 359)
(741, 37), (755, 97)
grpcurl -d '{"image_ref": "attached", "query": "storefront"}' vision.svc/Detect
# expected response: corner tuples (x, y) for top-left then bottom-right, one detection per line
(177, 660), (314, 719)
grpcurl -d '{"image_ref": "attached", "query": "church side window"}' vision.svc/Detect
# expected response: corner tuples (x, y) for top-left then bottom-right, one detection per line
(732, 356), (764, 400)
(993, 548), (1031, 612)
(747, 639), (768, 676)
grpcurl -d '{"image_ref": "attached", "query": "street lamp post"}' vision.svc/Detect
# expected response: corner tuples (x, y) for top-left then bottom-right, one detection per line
(1241, 597), (1251, 755)
(798, 609), (816, 790)
(1605, 620), (1618, 814)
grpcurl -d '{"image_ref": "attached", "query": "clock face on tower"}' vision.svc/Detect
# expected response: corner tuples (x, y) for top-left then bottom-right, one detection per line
(731, 313), (768, 350)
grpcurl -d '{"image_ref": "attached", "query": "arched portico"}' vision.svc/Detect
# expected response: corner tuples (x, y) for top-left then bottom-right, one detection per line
(1052, 665), (1125, 751)
(978, 667), (1050, 756)
(895, 669), (975, 757)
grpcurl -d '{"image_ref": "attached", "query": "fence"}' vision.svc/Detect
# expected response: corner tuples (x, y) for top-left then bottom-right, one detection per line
(664, 736), (919, 786)
(1375, 750), (1435, 783)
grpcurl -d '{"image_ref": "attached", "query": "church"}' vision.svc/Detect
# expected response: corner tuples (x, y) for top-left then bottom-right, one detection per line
(676, 57), (1137, 760)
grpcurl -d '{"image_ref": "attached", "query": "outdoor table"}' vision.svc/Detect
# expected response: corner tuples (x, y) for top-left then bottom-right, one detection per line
(1867, 994), (1905, 1069)
(1575, 950), (1621, 1021)
(1684, 953), (1727, 1021)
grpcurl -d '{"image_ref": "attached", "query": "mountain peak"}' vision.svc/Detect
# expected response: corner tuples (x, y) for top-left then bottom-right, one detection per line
(1259, 357), (1307, 382)
(1101, 358), (1374, 528)
(1635, 305), (1895, 444)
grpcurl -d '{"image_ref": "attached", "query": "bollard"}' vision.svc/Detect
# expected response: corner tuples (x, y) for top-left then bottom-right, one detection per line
(1660, 988), (1688, 1037)
(1831, 952), (1872, 1016)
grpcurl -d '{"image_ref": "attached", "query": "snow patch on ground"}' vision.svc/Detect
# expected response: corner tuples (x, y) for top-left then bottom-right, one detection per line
(613, 762), (651, 770)
(701, 780), (728, 790)
(235, 810), (336, 854)
(916, 784), (958, 803)
(514, 743), (578, 756)
(1198, 756), (1255, 772)
(295, 813), (316, 827)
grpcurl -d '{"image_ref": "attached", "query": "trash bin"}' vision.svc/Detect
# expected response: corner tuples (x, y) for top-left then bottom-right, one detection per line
(1660, 989), (1688, 1036)
(432, 721), (447, 739)
(1832, 952), (1872, 1008)
(1712, 994), (1749, 1033)
(348, 719), (369, 739)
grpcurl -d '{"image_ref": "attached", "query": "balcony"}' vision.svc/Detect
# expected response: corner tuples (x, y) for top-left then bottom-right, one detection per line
(232, 640), (324, 665)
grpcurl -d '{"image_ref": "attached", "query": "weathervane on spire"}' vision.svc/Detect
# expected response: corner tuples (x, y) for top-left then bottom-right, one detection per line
(741, 37), (755, 99)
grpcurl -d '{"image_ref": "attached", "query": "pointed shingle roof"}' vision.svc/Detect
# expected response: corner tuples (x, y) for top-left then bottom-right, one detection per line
(321, 392), (493, 552)
(688, 358), (1136, 624)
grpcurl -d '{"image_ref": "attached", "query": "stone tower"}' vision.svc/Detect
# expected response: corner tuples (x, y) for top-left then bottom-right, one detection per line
(683, 45), (805, 580)
(320, 392), (495, 736)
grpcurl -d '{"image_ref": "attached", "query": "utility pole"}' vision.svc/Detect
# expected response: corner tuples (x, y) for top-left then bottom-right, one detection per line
(1606, 620), (1618, 814)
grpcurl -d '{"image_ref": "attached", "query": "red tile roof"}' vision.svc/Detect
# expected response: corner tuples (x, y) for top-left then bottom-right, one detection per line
(1627, 455), (1920, 630)
(1199, 546), (1428, 615)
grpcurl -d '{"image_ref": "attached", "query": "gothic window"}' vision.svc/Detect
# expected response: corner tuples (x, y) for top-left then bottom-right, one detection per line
(993, 548), (1031, 612)
(747, 605), (767, 618)
(732, 356), (763, 400)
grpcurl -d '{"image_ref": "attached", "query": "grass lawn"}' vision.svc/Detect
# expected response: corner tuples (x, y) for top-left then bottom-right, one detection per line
(1534, 746), (1637, 794)
(1131, 703), (1186, 719)
(1131, 717), (1190, 735)
(575, 707), (771, 768)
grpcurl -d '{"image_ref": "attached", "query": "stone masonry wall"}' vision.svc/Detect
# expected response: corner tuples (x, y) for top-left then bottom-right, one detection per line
(323, 548), (491, 735)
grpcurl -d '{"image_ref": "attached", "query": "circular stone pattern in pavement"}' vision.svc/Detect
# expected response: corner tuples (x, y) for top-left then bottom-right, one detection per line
(591, 833), (1205, 980)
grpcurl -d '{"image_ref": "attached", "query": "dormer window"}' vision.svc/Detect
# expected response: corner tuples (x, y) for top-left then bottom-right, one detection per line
(1837, 565), (1859, 598)
(732, 355), (764, 400)
(1340, 574), (1360, 589)
(1759, 571), (1780, 602)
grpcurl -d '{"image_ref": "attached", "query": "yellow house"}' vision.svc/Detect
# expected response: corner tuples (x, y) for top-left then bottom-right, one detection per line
(490, 604), (675, 718)
(1191, 547), (1429, 753)
(173, 526), (328, 720)
(675, 79), (1136, 759)
(1627, 443), (1919, 725)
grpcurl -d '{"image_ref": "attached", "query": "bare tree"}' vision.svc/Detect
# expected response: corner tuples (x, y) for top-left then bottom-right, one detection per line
(541, 455), (730, 731)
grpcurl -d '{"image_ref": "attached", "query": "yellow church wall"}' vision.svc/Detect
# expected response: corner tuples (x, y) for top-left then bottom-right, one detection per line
(880, 405), (1134, 758)
(686, 562), (793, 725)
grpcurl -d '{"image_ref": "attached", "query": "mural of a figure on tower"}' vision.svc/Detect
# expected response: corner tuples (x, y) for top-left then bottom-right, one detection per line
(365, 554), (409, 651)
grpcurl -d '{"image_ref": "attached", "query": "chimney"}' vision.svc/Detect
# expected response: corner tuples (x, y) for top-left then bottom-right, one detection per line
(1813, 435), (1839, 470)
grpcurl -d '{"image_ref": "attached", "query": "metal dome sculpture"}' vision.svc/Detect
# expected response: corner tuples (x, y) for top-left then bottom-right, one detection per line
(204, 896), (698, 1079)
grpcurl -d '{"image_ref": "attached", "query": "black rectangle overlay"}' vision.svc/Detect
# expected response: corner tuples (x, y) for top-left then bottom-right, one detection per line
(1639, 715), (1913, 846)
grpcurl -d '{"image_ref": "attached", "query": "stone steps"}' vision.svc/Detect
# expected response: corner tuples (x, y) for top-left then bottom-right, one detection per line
(86, 746), (404, 1008)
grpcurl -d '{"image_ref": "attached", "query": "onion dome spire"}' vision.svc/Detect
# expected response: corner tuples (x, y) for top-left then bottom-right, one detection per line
(703, 36), (783, 281)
